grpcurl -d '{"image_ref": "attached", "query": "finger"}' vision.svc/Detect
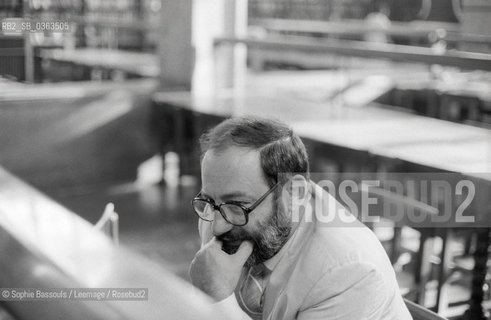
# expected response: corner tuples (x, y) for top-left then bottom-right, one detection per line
(208, 236), (223, 249)
(198, 219), (213, 248)
(232, 240), (253, 264)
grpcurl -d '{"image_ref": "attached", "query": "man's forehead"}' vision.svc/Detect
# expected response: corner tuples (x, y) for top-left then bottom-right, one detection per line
(201, 147), (266, 196)
(202, 147), (260, 173)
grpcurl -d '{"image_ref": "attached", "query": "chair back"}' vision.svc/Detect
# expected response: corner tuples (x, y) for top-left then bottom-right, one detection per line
(405, 299), (447, 320)
(359, 182), (440, 228)
(94, 203), (119, 245)
(359, 182), (445, 308)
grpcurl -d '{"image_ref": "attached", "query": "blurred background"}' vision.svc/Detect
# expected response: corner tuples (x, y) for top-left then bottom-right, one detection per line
(1, 0), (491, 319)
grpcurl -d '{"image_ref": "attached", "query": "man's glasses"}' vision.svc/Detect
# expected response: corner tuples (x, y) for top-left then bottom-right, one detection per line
(192, 183), (280, 226)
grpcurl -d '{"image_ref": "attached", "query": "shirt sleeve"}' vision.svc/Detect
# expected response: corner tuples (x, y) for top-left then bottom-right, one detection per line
(213, 294), (253, 320)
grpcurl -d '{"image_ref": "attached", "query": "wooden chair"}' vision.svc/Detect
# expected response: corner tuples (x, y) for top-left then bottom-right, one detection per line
(405, 299), (448, 320)
(94, 202), (119, 246)
(439, 92), (481, 124)
(359, 182), (447, 310)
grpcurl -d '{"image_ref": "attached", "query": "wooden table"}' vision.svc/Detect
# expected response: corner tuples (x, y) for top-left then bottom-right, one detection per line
(250, 18), (491, 48)
(250, 18), (460, 41)
(215, 35), (491, 71)
(392, 75), (491, 124)
(153, 80), (491, 318)
(0, 166), (222, 319)
(153, 89), (491, 172)
(40, 48), (159, 78)
(0, 78), (158, 101)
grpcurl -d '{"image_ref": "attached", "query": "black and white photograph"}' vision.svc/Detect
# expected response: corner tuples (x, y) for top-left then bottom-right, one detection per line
(1, 0), (491, 319)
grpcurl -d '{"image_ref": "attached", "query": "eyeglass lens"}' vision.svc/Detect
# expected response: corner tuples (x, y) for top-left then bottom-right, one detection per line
(193, 200), (247, 225)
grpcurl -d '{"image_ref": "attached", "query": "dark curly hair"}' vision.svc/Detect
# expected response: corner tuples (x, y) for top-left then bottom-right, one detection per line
(199, 116), (310, 187)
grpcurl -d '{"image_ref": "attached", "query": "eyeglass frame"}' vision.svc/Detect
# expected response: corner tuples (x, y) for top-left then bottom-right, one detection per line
(192, 182), (280, 226)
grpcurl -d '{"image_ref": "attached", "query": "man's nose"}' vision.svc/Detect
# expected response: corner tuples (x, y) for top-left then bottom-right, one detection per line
(211, 210), (233, 236)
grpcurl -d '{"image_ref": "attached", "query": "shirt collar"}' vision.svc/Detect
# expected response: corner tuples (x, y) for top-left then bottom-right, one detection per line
(263, 246), (285, 272)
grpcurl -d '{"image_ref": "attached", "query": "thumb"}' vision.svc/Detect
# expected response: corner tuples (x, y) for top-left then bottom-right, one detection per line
(232, 241), (253, 264)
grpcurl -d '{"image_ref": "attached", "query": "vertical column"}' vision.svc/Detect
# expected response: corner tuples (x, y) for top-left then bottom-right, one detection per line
(192, 0), (248, 96)
(158, 0), (194, 88)
(158, 0), (247, 92)
(462, 228), (489, 320)
(460, 0), (491, 53)
(23, 0), (34, 83)
(191, 0), (224, 95)
(219, 0), (248, 92)
(460, 179), (491, 320)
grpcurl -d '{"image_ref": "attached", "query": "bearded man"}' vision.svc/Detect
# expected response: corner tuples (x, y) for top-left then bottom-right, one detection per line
(189, 116), (412, 320)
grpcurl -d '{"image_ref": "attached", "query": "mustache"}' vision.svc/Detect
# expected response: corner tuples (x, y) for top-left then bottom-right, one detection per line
(216, 200), (291, 265)
(217, 229), (257, 255)
(217, 229), (255, 244)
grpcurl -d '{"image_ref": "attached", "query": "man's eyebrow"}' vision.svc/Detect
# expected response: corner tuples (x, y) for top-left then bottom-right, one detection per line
(220, 191), (252, 201)
(199, 191), (212, 199)
(200, 191), (252, 202)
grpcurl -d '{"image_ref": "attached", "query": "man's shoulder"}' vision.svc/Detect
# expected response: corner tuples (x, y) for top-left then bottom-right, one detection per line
(295, 225), (387, 276)
(301, 182), (393, 271)
(297, 260), (411, 319)
(287, 199), (398, 292)
(293, 230), (407, 317)
(272, 181), (399, 293)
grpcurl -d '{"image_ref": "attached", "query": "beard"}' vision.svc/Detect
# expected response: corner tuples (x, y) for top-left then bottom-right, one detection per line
(217, 197), (291, 267)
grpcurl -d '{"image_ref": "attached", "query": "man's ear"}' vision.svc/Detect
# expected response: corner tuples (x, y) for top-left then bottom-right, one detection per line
(284, 174), (310, 200)
(280, 175), (312, 222)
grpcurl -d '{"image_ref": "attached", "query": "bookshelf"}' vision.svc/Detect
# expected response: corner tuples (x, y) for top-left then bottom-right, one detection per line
(0, 0), (161, 82)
